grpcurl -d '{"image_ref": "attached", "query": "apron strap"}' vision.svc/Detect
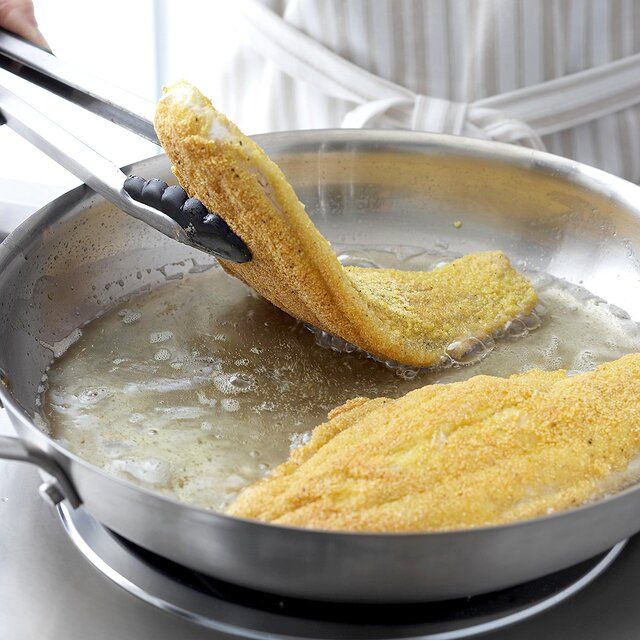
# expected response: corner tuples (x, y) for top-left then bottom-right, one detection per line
(235, 0), (412, 104)
(477, 53), (640, 137)
(237, 0), (640, 150)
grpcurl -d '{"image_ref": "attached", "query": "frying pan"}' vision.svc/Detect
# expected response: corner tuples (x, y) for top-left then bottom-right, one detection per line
(2, 33), (640, 605)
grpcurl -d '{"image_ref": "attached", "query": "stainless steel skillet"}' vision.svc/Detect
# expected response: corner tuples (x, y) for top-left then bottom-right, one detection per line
(2, 34), (640, 605)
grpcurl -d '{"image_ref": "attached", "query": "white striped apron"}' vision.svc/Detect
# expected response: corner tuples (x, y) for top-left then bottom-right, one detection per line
(232, 0), (640, 178)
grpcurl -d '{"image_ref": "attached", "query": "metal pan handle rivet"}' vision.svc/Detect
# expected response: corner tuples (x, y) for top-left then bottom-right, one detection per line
(38, 478), (65, 507)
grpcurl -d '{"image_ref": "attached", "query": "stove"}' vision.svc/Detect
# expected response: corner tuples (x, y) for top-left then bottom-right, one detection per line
(56, 502), (626, 639)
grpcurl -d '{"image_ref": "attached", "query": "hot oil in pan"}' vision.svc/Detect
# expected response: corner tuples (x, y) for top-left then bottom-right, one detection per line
(38, 245), (640, 511)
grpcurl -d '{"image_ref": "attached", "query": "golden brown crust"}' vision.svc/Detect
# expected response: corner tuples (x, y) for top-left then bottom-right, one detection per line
(228, 354), (640, 532)
(154, 82), (537, 367)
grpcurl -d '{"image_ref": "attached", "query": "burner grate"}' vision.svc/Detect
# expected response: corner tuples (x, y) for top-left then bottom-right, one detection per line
(58, 504), (626, 640)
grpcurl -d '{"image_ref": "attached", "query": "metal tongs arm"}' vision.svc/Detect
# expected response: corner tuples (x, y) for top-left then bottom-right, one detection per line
(0, 29), (250, 263)
(0, 80), (185, 238)
(0, 26), (157, 143)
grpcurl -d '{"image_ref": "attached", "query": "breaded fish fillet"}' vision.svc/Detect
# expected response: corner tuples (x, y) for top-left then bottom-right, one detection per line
(228, 354), (640, 531)
(154, 82), (537, 367)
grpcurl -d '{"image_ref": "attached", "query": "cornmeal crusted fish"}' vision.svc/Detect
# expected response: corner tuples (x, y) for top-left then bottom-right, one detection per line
(228, 354), (640, 531)
(155, 82), (537, 367)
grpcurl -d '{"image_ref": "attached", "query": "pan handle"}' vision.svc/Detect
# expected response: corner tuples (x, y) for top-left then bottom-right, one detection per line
(0, 435), (81, 508)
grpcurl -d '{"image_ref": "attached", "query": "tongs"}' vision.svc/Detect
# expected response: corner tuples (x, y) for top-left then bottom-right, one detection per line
(0, 28), (251, 263)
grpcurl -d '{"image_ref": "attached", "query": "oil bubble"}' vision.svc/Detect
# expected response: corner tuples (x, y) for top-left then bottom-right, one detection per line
(221, 399), (240, 412)
(118, 309), (141, 325)
(149, 331), (173, 344)
(445, 337), (494, 366)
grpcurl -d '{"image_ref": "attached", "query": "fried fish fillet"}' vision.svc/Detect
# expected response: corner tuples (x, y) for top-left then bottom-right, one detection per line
(228, 354), (640, 531)
(154, 82), (537, 367)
